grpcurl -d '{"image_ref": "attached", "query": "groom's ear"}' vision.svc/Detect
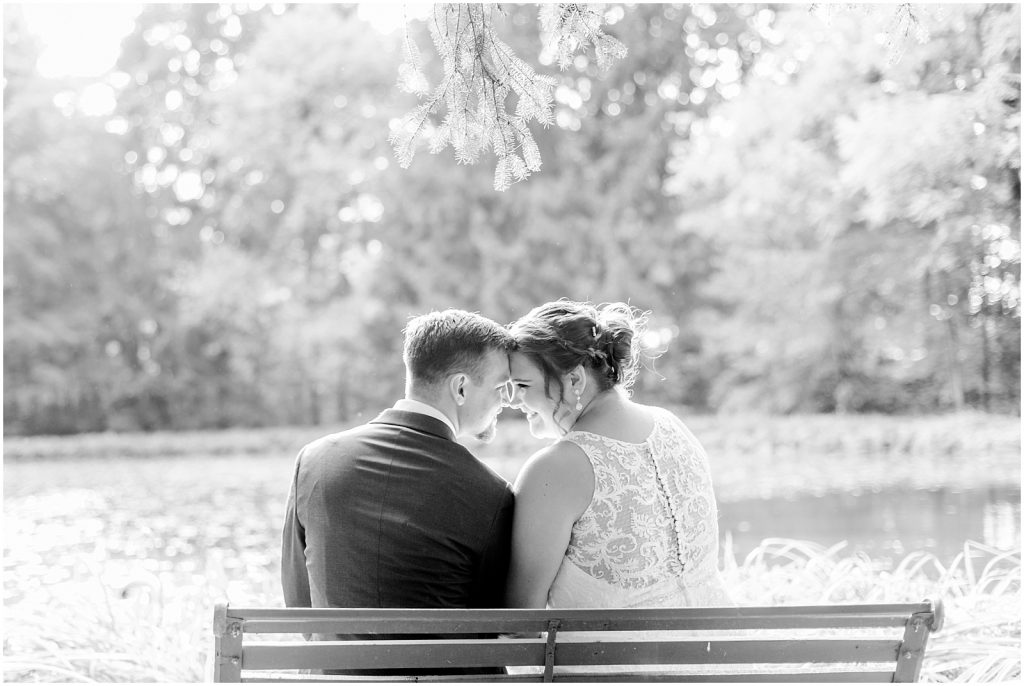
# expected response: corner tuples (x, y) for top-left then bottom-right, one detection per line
(449, 373), (468, 406)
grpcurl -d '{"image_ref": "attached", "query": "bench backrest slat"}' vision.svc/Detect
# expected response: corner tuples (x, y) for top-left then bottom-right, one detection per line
(240, 638), (902, 672)
(229, 604), (928, 636)
(559, 638), (903, 665)
(239, 671), (900, 683)
(227, 603), (931, 626)
(243, 639), (546, 671)
(237, 614), (912, 634)
(549, 672), (900, 683)
(240, 675), (538, 683)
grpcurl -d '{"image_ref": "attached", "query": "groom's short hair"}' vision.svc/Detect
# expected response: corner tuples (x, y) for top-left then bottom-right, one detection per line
(403, 309), (514, 387)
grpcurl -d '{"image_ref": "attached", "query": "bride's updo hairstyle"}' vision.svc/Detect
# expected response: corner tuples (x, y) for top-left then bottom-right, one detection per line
(509, 299), (647, 411)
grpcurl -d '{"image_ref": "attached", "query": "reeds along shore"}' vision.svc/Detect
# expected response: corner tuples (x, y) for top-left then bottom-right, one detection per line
(3, 538), (1019, 683)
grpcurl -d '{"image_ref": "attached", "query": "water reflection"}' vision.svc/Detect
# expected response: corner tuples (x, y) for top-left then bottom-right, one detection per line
(984, 496), (1021, 551)
(719, 486), (1021, 566)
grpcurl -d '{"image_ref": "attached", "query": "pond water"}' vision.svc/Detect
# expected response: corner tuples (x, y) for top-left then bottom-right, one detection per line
(719, 486), (1021, 565)
(4, 454), (1019, 582)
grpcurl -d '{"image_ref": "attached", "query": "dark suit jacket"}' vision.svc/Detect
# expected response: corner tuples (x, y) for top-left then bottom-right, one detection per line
(281, 409), (515, 620)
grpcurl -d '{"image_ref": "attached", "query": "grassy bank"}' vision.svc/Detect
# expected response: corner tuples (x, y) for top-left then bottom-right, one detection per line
(6, 411), (1019, 462)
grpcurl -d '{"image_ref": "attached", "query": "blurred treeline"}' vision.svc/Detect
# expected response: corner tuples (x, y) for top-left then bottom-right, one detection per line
(3, 4), (1020, 435)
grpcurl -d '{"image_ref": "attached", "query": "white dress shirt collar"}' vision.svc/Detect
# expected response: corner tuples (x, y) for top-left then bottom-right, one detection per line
(393, 398), (458, 436)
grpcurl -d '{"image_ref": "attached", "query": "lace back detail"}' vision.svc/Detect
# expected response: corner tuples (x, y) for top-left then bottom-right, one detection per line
(561, 409), (721, 590)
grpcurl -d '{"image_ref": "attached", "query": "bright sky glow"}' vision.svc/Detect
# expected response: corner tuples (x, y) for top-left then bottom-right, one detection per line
(20, 3), (432, 81)
(21, 3), (141, 79)
(357, 3), (431, 34)
(17, 3), (427, 117)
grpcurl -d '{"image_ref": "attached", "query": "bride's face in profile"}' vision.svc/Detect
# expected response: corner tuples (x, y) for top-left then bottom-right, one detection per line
(508, 352), (568, 439)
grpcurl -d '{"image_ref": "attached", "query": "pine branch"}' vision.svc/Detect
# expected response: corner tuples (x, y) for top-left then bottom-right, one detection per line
(809, 3), (933, 65)
(540, 4), (627, 73)
(390, 3), (622, 190)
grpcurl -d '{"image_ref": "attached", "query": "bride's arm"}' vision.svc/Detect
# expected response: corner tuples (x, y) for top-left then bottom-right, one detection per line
(506, 442), (594, 608)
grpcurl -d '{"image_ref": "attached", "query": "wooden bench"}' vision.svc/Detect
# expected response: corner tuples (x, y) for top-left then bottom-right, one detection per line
(211, 600), (943, 682)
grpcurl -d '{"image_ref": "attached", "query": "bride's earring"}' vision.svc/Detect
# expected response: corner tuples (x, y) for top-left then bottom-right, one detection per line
(575, 390), (583, 411)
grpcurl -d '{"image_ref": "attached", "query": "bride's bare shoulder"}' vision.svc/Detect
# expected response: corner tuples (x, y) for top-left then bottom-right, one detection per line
(513, 440), (594, 497)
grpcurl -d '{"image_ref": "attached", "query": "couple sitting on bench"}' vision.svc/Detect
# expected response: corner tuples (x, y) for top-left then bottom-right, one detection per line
(214, 302), (941, 682)
(280, 302), (732, 674)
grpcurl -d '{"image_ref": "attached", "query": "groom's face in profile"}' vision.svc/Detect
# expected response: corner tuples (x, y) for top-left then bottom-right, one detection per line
(458, 348), (511, 443)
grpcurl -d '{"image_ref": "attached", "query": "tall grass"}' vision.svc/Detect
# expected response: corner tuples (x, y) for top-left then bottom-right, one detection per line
(3, 539), (1018, 682)
(722, 538), (1021, 682)
(3, 547), (280, 682)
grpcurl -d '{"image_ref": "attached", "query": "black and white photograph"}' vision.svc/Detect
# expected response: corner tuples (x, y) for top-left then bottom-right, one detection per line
(3, 2), (1020, 682)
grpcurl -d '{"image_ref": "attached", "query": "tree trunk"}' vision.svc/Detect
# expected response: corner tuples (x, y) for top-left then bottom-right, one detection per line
(309, 353), (322, 426)
(980, 314), (991, 411)
(945, 314), (965, 411)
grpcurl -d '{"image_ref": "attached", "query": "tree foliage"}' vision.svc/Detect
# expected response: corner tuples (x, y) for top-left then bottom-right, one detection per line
(3, 3), (1019, 435)
(668, 4), (1020, 412)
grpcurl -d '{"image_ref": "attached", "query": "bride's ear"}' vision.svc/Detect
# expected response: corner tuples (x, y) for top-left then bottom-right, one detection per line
(567, 365), (587, 396)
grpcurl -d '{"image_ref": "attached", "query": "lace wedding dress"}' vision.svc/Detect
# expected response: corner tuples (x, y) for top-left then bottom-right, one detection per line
(548, 406), (732, 609)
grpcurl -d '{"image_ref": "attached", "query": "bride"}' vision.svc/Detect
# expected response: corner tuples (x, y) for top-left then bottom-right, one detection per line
(505, 299), (731, 609)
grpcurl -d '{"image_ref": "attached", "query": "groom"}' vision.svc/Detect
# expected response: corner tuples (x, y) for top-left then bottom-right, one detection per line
(281, 309), (516, 627)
